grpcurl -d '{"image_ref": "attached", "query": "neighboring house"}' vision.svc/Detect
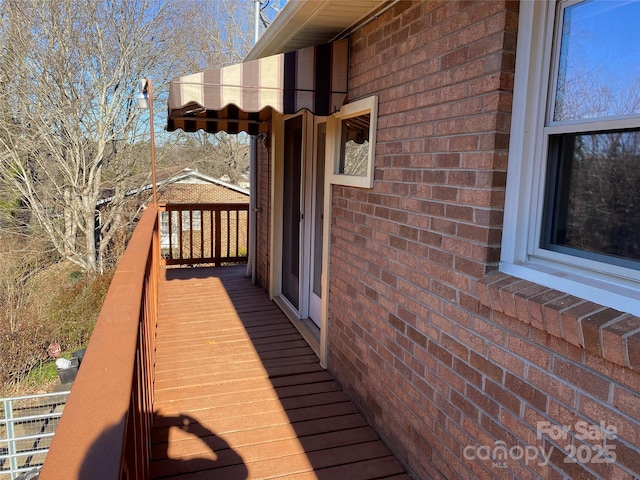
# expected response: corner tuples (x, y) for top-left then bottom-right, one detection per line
(167, 2), (640, 479)
(157, 169), (249, 262)
(98, 168), (249, 259)
(155, 168), (250, 205)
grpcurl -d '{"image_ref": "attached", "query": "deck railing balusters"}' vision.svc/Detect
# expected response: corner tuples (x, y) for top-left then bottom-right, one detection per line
(158, 203), (248, 267)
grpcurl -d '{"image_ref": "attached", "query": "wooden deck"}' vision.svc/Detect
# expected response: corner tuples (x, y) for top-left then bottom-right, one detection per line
(151, 266), (409, 480)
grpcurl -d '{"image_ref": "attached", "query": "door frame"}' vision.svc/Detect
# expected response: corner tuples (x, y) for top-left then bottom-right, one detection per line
(269, 111), (331, 367)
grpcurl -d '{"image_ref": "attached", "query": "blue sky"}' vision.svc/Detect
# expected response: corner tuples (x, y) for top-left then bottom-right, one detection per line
(556, 0), (640, 119)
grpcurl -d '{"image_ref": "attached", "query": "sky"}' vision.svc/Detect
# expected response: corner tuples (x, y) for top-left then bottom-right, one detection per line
(555, 0), (640, 120)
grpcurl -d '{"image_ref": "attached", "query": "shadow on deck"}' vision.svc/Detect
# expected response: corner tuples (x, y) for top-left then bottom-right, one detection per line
(151, 265), (409, 480)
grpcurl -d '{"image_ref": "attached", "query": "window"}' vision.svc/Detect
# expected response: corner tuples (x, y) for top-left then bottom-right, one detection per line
(181, 210), (201, 231)
(160, 211), (179, 254)
(327, 96), (378, 188)
(502, 0), (640, 314)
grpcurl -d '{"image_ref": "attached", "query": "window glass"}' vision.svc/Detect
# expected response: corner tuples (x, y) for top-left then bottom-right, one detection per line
(543, 130), (640, 268)
(338, 114), (370, 176)
(502, 0), (640, 312)
(313, 122), (326, 297)
(542, 0), (640, 271)
(329, 95), (377, 189)
(180, 211), (201, 231)
(553, 1), (640, 122)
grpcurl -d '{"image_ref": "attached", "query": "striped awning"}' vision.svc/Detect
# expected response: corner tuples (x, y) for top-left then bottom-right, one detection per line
(167, 39), (349, 135)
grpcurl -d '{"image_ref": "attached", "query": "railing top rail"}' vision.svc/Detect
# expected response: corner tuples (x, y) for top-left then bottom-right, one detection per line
(38, 205), (159, 480)
(0, 391), (71, 404)
(159, 202), (249, 211)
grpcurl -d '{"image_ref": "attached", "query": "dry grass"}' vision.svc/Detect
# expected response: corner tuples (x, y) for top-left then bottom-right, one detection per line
(0, 236), (113, 396)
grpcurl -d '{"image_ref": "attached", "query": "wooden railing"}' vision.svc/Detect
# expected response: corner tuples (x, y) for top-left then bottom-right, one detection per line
(39, 206), (160, 480)
(37, 202), (249, 479)
(159, 203), (249, 266)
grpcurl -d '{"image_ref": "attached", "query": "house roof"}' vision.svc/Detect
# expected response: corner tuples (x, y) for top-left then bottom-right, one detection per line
(162, 169), (249, 196)
(245, 0), (393, 61)
(98, 169), (248, 206)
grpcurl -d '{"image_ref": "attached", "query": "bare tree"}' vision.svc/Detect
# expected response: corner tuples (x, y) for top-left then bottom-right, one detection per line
(0, 0), (183, 274)
(0, 0), (277, 275)
(159, 0), (282, 186)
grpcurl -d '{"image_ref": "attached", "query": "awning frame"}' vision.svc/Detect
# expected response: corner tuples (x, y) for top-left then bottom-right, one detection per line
(167, 39), (349, 136)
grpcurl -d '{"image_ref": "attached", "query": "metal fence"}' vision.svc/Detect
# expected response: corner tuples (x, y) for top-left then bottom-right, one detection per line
(0, 392), (70, 480)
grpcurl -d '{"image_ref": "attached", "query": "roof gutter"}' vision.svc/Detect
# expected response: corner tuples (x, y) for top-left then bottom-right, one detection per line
(245, 1), (327, 61)
(330, 0), (401, 42)
(246, 0), (399, 61)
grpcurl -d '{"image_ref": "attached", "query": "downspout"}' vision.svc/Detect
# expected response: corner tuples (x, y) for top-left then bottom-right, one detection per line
(246, 0), (261, 283)
(247, 136), (258, 284)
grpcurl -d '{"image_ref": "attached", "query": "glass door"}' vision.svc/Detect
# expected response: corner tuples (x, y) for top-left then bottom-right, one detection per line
(281, 115), (303, 309)
(308, 120), (326, 326)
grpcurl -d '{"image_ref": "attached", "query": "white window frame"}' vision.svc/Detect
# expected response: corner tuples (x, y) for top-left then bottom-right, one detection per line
(327, 95), (378, 189)
(501, 0), (640, 315)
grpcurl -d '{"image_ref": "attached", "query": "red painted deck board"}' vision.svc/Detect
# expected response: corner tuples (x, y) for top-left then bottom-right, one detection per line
(151, 266), (409, 480)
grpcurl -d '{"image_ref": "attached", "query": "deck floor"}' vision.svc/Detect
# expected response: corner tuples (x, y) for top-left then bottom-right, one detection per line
(151, 266), (409, 480)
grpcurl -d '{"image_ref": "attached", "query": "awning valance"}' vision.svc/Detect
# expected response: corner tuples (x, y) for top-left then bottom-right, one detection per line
(167, 39), (349, 135)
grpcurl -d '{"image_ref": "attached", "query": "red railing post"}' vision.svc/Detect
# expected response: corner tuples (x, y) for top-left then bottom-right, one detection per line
(215, 207), (222, 266)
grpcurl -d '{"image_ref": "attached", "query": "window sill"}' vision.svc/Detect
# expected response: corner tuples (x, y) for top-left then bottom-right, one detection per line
(477, 272), (640, 373)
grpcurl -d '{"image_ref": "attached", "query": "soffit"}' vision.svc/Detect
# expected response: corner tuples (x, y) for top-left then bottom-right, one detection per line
(245, 0), (389, 61)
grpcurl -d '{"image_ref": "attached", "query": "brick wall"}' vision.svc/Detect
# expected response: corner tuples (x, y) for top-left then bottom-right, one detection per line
(255, 136), (271, 289)
(326, 1), (640, 479)
(157, 183), (249, 204)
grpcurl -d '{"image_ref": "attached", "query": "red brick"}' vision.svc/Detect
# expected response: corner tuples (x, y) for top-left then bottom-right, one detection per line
(437, 365), (466, 401)
(499, 409), (538, 446)
(526, 367), (576, 408)
(443, 301), (474, 329)
(508, 335), (552, 370)
(527, 290), (565, 332)
(560, 301), (602, 349)
(601, 315), (640, 367)
(466, 384), (500, 418)
(469, 351), (503, 383)
(546, 443), (597, 480)
(454, 256), (487, 278)
(456, 327), (485, 354)
(537, 329), (584, 364)
(547, 398), (581, 431)
(484, 275), (520, 313)
(487, 344), (525, 377)
(505, 372), (548, 412)
(613, 386), (640, 423)
(626, 331), (640, 371)
(428, 339), (453, 367)
(407, 325), (428, 349)
(457, 223), (493, 244)
(541, 294), (583, 340)
(581, 308), (624, 357)
(476, 278), (492, 309)
(472, 317), (506, 345)
(553, 359), (610, 402)
(578, 395), (639, 446)
(453, 357), (482, 388)
(513, 283), (549, 325)
(608, 439), (640, 475)
(581, 352), (640, 395)
(498, 278), (527, 319)
(441, 332), (469, 361)
(480, 410), (518, 445)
